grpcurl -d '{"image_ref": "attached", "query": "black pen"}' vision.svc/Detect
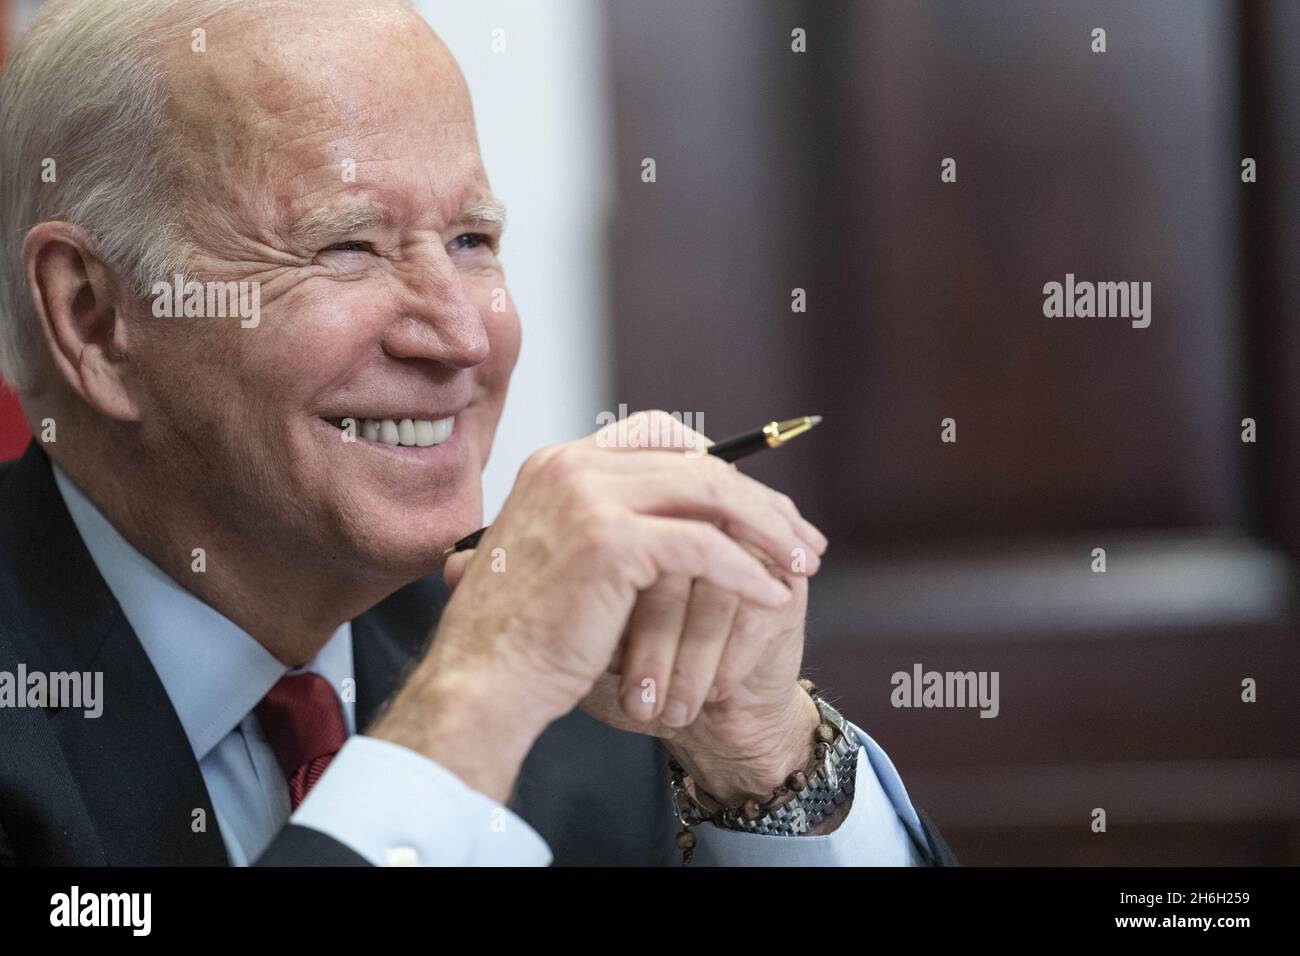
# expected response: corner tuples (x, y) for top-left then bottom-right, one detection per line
(443, 414), (823, 557)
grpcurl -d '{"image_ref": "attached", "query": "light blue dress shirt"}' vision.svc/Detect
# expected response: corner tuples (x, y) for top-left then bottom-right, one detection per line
(53, 465), (928, 866)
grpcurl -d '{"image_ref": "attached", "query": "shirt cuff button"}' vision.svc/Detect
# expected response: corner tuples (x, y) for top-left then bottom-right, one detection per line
(385, 845), (419, 867)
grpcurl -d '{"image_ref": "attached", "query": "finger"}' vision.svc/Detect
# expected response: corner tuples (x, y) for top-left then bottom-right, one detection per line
(710, 604), (777, 702)
(606, 637), (626, 675)
(712, 575), (809, 701)
(617, 575), (691, 722)
(442, 548), (474, 590)
(718, 468), (826, 559)
(591, 409), (713, 454)
(662, 579), (739, 727)
(629, 515), (792, 609)
(681, 456), (825, 566)
(611, 457), (822, 575)
(590, 410), (826, 556)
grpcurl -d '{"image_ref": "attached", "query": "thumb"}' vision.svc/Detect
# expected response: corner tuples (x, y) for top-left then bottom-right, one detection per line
(442, 548), (475, 590)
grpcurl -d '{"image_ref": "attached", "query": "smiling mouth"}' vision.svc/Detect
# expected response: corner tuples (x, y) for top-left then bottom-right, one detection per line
(323, 415), (455, 448)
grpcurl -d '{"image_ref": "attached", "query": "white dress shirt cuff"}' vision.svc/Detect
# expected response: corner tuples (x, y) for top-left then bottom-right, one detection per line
(693, 721), (927, 866)
(289, 735), (553, 866)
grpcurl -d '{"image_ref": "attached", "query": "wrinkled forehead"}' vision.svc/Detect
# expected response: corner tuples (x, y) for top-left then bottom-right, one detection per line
(159, 3), (484, 233)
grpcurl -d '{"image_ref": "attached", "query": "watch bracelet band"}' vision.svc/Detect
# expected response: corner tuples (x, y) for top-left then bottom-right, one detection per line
(669, 681), (859, 859)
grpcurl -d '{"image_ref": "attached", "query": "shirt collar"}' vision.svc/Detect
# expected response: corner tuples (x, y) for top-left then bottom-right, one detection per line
(51, 463), (354, 761)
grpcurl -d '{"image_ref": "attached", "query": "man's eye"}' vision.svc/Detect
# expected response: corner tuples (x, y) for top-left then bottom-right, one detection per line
(451, 233), (494, 251)
(322, 240), (373, 254)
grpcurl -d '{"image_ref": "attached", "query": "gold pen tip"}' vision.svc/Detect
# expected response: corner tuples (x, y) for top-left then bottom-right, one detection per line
(809, 415), (823, 426)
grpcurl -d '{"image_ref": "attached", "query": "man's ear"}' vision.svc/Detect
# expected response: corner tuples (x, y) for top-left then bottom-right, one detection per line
(23, 221), (141, 421)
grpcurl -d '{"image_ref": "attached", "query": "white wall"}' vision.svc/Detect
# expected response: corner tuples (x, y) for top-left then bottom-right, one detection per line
(415, 0), (614, 519)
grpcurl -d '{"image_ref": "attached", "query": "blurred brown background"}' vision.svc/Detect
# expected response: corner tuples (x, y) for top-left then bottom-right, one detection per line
(606, 0), (1300, 864)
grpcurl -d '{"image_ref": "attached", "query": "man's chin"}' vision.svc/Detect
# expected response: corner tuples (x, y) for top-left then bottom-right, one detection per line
(341, 502), (480, 578)
(340, 536), (451, 586)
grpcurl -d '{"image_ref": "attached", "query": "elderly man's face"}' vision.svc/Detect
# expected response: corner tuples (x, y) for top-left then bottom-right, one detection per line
(126, 6), (519, 580)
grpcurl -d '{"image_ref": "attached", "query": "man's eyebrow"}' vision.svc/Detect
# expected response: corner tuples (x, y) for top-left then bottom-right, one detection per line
(286, 196), (507, 248)
(458, 197), (508, 232)
(287, 205), (388, 248)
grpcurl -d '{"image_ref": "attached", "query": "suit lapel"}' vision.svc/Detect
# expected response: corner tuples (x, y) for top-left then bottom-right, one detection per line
(0, 444), (227, 865)
(349, 571), (569, 828)
(350, 572), (449, 733)
(349, 568), (572, 826)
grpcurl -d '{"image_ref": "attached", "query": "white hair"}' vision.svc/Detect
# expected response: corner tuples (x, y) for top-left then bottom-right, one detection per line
(0, 0), (414, 395)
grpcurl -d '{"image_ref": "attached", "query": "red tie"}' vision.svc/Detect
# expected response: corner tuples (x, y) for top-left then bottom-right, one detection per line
(255, 673), (348, 810)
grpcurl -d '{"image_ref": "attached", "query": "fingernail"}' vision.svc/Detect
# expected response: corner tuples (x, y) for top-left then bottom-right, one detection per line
(664, 700), (689, 727)
(622, 683), (655, 722)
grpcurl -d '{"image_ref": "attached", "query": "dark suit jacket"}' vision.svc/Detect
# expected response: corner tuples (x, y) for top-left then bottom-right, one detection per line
(0, 443), (957, 866)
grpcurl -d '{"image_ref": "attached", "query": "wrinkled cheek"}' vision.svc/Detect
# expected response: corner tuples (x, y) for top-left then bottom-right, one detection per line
(130, 308), (287, 469)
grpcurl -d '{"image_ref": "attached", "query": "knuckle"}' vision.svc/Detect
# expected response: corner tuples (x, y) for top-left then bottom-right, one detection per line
(572, 479), (605, 513)
(519, 445), (558, 480)
(698, 456), (731, 502)
(543, 444), (582, 480)
(693, 523), (726, 564)
(532, 444), (594, 498)
(701, 449), (731, 474)
(709, 673), (738, 701)
(575, 508), (622, 552)
(623, 409), (669, 449)
(713, 663), (743, 694)
(645, 409), (699, 450)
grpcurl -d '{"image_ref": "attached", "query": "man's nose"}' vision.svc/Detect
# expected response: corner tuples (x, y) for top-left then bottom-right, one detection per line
(382, 251), (492, 369)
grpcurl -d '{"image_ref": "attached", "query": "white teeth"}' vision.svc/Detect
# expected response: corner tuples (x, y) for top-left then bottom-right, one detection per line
(428, 417), (453, 444)
(344, 415), (456, 448)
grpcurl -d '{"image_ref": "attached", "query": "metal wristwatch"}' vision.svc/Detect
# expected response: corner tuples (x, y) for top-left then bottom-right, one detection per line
(669, 682), (859, 862)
